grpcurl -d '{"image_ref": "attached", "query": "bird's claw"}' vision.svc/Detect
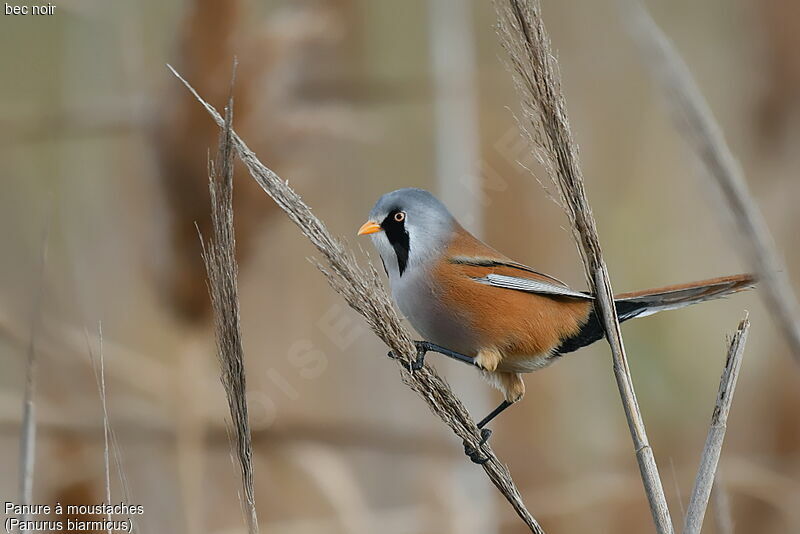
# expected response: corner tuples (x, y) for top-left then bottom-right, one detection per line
(463, 428), (492, 464)
(407, 341), (429, 371)
(409, 352), (425, 371)
(387, 343), (426, 372)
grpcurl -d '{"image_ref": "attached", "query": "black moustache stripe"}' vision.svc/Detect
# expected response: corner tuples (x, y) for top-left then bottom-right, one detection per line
(382, 212), (410, 276)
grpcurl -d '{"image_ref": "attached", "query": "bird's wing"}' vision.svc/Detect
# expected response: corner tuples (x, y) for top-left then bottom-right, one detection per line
(448, 256), (593, 300)
(472, 273), (594, 300)
(448, 256), (570, 286)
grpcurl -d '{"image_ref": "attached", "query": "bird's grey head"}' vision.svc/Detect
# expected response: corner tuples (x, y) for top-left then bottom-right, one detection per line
(358, 188), (455, 280)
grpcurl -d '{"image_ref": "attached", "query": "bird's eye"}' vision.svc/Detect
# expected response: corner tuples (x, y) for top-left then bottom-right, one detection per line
(394, 211), (406, 222)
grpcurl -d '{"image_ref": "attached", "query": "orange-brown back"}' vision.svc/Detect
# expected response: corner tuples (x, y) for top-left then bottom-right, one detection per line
(432, 228), (592, 359)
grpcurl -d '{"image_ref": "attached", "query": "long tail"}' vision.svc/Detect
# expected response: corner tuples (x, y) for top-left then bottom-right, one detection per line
(555, 274), (756, 355)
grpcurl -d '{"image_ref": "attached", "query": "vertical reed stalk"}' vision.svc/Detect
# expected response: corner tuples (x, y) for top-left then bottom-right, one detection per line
(684, 317), (750, 534)
(494, 1), (674, 531)
(17, 210), (51, 532)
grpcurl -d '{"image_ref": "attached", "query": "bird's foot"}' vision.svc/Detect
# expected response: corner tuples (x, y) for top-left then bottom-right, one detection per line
(387, 341), (429, 372)
(463, 428), (492, 465)
(410, 341), (429, 371)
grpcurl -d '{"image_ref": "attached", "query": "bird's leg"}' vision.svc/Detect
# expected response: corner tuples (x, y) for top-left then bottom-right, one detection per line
(477, 400), (514, 429)
(461, 400), (513, 464)
(385, 342), (503, 464)
(411, 340), (477, 370)
(387, 340), (477, 371)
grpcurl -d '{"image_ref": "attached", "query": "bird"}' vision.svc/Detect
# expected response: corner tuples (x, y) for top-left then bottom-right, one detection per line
(358, 188), (755, 462)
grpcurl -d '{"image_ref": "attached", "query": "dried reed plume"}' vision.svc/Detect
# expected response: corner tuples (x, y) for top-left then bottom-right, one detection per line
(169, 64), (546, 534)
(198, 83), (259, 534)
(493, 0), (674, 531)
(684, 316), (750, 534)
(624, 1), (800, 362)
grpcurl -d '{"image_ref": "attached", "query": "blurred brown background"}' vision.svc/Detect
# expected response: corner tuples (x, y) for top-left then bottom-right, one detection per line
(1, 0), (798, 532)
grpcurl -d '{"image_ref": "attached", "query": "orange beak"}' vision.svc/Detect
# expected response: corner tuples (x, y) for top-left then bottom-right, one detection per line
(357, 220), (382, 236)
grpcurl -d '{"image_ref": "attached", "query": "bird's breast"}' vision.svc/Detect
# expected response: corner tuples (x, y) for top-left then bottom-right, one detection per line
(391, 267), (480, 356)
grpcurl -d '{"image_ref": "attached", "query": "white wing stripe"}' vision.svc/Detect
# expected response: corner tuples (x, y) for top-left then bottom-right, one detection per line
(472, 274), (593, 300)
